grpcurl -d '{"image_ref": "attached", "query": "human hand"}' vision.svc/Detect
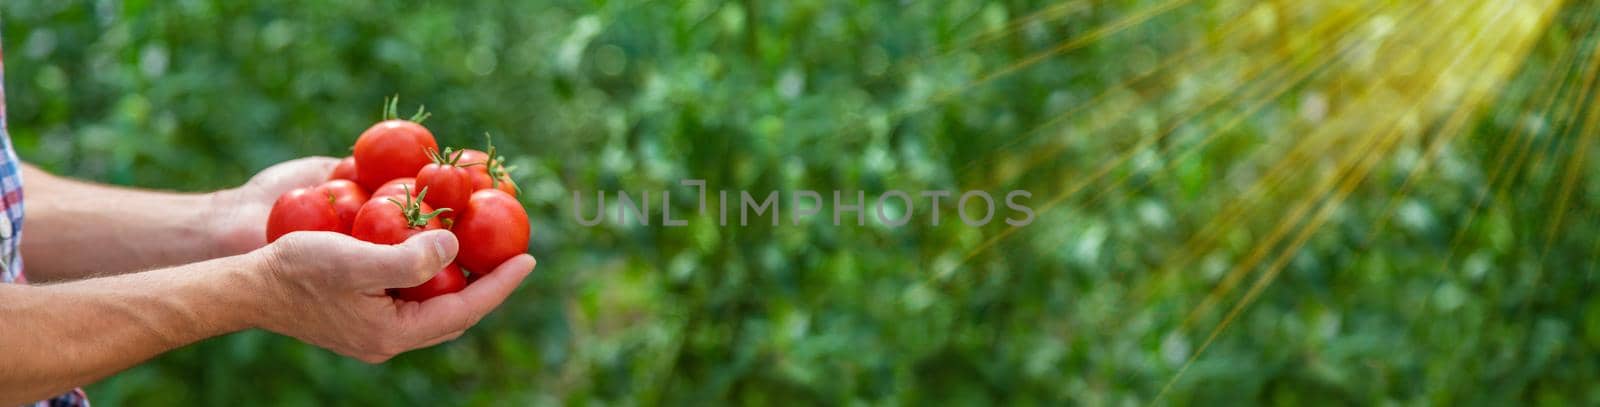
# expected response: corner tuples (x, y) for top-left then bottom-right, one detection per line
(252, 230), (537, 363)
(208, 157), (340, 256)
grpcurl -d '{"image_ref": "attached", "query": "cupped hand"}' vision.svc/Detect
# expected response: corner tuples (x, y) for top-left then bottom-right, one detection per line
(255, 230), (536, 363)
(209, 157), (340, 256)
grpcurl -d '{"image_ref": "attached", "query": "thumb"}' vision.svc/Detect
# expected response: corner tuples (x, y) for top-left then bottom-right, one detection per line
(361, 230), (460, 290)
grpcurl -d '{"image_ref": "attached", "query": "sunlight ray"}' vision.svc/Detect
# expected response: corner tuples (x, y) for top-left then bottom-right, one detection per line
(941, 6), (1259, 183)
(983, 1), (1376, 192)
(894, 0), (1198, 120)
(1143, 2), (1489, 303)
(1158, 0), (1529, 336)
(1152, 1), (1554, 401)
(943, 0), (1092, 58)
(910, 3), (1264, 188)
(1429, 0), (1598, 272)
(1168, 0), (1518, 336)
(934, 0), (1410, 281)
(1360, 2), (1571, 241)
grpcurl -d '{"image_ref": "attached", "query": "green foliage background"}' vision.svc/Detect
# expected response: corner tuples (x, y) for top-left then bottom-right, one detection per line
(4, 0), (1600, 404)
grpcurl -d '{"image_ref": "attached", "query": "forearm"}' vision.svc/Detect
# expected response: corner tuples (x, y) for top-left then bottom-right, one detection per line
(19, 165), (240, 282)
(0, 251), (271, 404)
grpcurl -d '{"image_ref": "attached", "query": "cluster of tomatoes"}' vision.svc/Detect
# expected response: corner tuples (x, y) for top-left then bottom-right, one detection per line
(266, 98), (530, 301)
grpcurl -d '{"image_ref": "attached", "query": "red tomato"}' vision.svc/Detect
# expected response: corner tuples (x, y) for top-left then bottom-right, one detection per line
(370, 177), (417, 200)
(462, 138), (519, 196)
(458, 149), (490, 171)
(458, 148), (494, 191)
(415, 149), (475, 219)
(468, 171), (492, 191)
(350, 189), (447, 245)
(391, 263), (467, 301)
(266, 187), (341, 243)
(452, 189), (530, 273)
(317, 179), (369, 234)
(469, 170), (518, 196)
(353, 120), (437, 191)
(489, 174), (518, 196)
(329, 156), (358, 181)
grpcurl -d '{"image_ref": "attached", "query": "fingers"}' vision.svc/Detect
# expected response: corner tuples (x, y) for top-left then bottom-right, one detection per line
(289, 156), (341, 173)
(268, 228), (530, 364)
(400, 254), (536, 339)
(352, 230), (460, 290)
(257, 156), (341, 191)
(287, 157), (340, 187)
(416, 328), (465, 349)
(298, 156), (342, 165)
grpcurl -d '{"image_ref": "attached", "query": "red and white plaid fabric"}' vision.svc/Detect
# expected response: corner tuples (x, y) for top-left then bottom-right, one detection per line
(0, 29), (92, 407)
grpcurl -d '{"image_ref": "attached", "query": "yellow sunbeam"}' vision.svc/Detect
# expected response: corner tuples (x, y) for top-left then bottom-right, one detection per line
(1056, 0), (1443, 344)
(1520, 37), (1600, 302)
(973, 1), (1370, 191)
(935, 0), (1416, 281)
(1360, 1), (1587, 243)
(1373, 5), (1600, 351)
(894, 0), (1095, 76)
(1389, 9), (1600, 374)
(1152, 1), (1554, 401)
(1075, 1), (1405, 208)
(1156, 46), (1529, 399)
(1478, 31), (1600, 331)
(1429, 0), (1599, 274)
(940, 5), (1259, 184)
(1167, 0), (1524, 337)
(894, 0), (1197, 120)
(1164, 0), (1497, 342)
(1540, 71), (1600, 254)
(1142, 3), (1493, 321)
(1590, 222), (1600, 269)
(941, 1), (1091, 58)
(1514, 32), (1600, 221)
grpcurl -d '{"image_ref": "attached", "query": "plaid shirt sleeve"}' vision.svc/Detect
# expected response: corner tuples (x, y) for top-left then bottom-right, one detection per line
(0, 29), (93, 407)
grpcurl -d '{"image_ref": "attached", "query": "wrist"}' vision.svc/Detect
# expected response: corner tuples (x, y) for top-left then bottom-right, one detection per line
(203, 188), (266, 258)
(234, 246), (290, 332)
(147, 251), (280, 338)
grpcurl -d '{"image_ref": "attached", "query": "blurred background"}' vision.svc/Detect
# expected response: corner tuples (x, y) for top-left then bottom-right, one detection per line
(4, 0), (1600, 404)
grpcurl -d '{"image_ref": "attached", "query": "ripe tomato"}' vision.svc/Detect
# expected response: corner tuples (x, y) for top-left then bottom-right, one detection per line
(488, 174), (518, 196)
(457, 149), (490, 170)
(468, 172), (492, 191)
(391, 263), (467, 301)
(329, 156), (358, 181)
(370, 177), (417, 200)
(469, 168), (518, 196)
(317, 179), (368, 234)
(266, 187), (341, 243)
(463, 138), (519, 196)
(415, 148), (474, 219)
(452, 189), (530, 273)
(350, 187), (448, 245)
(354, 119), (436, 191)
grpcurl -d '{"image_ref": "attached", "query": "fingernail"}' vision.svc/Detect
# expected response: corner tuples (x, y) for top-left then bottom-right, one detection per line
(431, 234), (450, 261)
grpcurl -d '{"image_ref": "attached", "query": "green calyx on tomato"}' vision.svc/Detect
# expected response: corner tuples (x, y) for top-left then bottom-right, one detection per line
(425, 146), (470, 168)
(354, 98), (437, 191)
(390, 185), (451, 229)
(381, 94), (432, 124)
(417, 147), (477, 222)
(480, 133), (520, 194)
